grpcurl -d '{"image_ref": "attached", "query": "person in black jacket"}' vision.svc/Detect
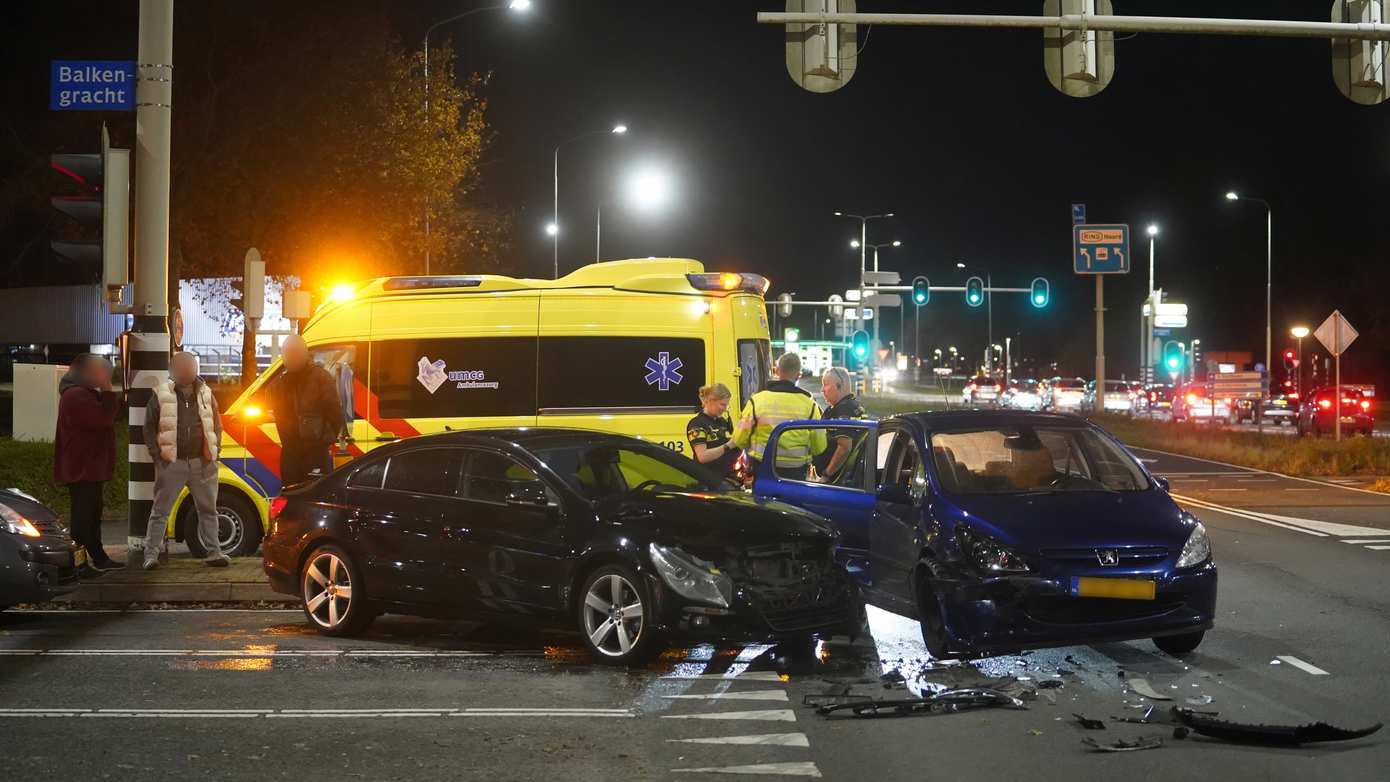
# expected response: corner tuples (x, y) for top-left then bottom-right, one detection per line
(686, 383), (740, 480)
(813, 366), (866, 483)
(269, 335), (341, 485)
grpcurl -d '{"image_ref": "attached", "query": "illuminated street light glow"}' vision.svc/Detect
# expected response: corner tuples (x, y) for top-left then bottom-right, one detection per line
(1291, 326), (1310, 339)
(956, 262), (966, 269)
(1147, 224), (1159, 236)
(849, 239), (861, 249)
(611, 124), (628, 135)
(891, 240), (901, 247)
(545, 222), (559, 236)
(626, 165), (674, 212)
(1225, 191), (1240, 201)
(508, 0), (532, 11)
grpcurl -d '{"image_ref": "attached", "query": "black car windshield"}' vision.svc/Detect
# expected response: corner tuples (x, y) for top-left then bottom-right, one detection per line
(930, 426), (1150, 494)
(533, 440), (726, 500)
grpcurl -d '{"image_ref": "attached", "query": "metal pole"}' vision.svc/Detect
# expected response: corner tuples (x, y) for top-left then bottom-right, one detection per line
(754, 11), (1390, 40)
(1335, 350), (1342, 442)
(1146, 236), (1155, 383)
(552, 146), (559, 278)
(595, 205), (601, 262)
(1005, 337), (1012, 386)
(128, 0), (174, 556)
(1265, 205), (1273, 406)
(1095, 275), (1106, 412)
(1296, 336), (1304, 398)
(986, 273), (993, 373)
(423, 35), (430, 275)
(859, 219), (867, 366)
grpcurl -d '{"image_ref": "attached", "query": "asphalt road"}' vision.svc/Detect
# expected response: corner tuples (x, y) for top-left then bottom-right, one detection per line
(3, 449), (1388, 780)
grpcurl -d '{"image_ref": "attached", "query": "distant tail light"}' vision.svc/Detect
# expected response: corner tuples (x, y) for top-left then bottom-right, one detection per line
(1186, 393), (1199, 405)
(1288, 392), (1299, 400)
(1318, 399), (1332, 410)
(1361, 400), (1372, 412)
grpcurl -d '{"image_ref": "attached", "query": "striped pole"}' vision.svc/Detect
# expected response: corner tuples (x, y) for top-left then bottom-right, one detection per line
(128, 0), (174, 555)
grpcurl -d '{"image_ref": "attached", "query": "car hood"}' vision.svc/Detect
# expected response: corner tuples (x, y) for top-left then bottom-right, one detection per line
(598, 490), (837, 551)
(942, 489), (1189, 551)
(0, 488), (59, 523)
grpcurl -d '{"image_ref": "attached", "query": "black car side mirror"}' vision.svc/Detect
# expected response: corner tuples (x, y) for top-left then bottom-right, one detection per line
(877, 484), (913, 505)
(1154, 476), (1171, 492)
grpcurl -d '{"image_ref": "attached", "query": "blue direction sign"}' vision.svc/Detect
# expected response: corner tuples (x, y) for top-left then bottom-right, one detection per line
(1071, 203), (1086, 225)
(1073, 224), (1131, 274)
(50, 60), (136, 111)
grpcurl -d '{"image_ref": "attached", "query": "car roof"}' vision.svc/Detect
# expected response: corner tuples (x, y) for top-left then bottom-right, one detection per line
(887, 410), (1090, 431)
(373, 427), (647, 454)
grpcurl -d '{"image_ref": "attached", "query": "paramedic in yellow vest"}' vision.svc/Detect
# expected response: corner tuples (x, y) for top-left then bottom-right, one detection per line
(732, 352), (826, 480)
(141, 352), (228, 570)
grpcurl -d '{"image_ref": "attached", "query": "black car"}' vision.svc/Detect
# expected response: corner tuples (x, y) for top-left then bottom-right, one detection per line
(1, 488), (83, 610)
(262, 429), (860, 664)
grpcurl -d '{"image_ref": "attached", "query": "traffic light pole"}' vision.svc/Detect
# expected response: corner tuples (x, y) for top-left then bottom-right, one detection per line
(127, 0), (175, 557)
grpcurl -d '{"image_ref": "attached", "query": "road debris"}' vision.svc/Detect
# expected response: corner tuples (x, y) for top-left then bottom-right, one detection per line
(1081, 736), (1163, 752)
(1127, 678), (1173, 701)
(813, 688), (1028, 719)
(1185, 695), (1214, 706)
(1172, 708), (1383, 746)
(1072, 713), (1106, 730)
(1038, 679), (1064, 690)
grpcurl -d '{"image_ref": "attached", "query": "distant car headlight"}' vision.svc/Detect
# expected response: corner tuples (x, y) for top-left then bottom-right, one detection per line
(1176, 520), (1211, 569)
(955, 527), (1030, 574)
(648, 543), (733, 608)
(0, 502), (42, 538)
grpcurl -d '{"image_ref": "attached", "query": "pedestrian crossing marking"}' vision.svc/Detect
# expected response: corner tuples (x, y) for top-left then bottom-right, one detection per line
(672, 761), (822, 777)
(661, 709), (797, 722)
(668, 733), (809, 747)
(664, 691), (789, 702)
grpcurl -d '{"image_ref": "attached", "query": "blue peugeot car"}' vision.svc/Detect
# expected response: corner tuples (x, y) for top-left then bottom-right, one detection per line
(752, 411), (1217, 657)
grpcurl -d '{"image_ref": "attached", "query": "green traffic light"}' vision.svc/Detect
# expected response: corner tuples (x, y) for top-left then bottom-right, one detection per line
(914, 294), (926, 304)
(1034, 295), (1045, 305)
(969, 294), (980, 303)
(1166, 357), (1179, 369)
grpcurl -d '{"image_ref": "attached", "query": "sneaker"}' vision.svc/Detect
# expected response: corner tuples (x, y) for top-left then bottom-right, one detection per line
(93, 559), (125, 572)
(204, 556), (230, 568)
(142, 558), (160, 572)
(78, 564), (105, 580)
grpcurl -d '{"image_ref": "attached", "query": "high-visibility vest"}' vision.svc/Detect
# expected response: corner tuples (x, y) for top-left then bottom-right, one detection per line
(731, 388), (826, 467)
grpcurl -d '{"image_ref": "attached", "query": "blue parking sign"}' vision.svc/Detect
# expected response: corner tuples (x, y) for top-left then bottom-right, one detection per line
(50, 60), (136, 111)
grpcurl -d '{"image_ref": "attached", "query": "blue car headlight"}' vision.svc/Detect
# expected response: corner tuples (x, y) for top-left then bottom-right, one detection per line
(1176, 520), (1211, 569)
(955, 527), (1030, 574)
(648, 543), (733, 608)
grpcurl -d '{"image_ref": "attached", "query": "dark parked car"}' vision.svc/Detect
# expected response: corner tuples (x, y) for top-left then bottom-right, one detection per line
(262, 429), (859, 664)
(1296, 387), (1373, 437)
(1, 488), (83, 610)
(752, 411), (1217, 658)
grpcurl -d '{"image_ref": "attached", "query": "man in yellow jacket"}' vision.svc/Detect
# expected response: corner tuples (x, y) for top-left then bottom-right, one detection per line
(732, 352), (826, 480)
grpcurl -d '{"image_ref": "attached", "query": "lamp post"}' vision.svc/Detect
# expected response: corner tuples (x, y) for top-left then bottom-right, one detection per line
(1143, 224), (1159, 383)
(422, 0), (531, 275)
(1225, 192), (1273, 386)
(1291, 326), (1310, 399)
(835, 212), (894, 367)
(550, 124), (628, 278)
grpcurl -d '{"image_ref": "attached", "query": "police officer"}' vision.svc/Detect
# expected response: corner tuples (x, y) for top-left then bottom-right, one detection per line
(687, 383), (740, 480)
(814, 366), (866, 483)
(732, 352), (826, 480)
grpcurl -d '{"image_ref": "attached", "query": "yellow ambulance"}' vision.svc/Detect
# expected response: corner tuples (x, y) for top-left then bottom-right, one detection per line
(179, 258), (774, 555)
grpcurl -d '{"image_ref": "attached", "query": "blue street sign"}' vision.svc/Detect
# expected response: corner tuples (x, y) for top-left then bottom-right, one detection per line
(50, 60), (136, 111)
(1152, 328), (1172, 337)
(1073, 224), (1131, 274)
(1071, 204), (1086, 225)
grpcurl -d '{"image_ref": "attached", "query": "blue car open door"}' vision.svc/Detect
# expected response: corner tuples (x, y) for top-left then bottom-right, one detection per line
(752, 419), (879, 588)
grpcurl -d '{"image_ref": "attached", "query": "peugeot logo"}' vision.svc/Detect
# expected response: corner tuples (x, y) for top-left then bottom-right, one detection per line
(1096, 549), (1120, 567)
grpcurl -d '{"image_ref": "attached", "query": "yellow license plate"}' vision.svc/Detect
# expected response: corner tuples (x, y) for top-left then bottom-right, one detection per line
(1071, 576), (1156, 601)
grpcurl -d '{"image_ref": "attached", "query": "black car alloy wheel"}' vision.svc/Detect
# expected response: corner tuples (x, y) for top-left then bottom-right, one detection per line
(301, 545), (372, 636)
(578, 564), (657, 665)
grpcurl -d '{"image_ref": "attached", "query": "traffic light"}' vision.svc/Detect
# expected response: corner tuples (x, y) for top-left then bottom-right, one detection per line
(230, 248), (266, 321)
(850, 329), (870, 363)
(911, 276), (930, 306)
(965, 276), (984, 308)
(1030, 277), (1050, 308)
(49, 125), (129, 292)
(1162, 340), (1185, 374)
(1283, 349), (1295, 370)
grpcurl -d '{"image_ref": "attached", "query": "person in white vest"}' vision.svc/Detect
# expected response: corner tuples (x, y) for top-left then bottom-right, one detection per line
(141, 351), (228, 569)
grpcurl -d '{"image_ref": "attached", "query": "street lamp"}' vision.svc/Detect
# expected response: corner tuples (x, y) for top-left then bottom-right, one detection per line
(421, 0), (531, 275)
(1142, 223), (1159, 382)
(625, 164), (674, 212)
(552, 123), (629, 278)
(1291, 325), (1310, 399)
(835, 211), (894, 369)
(544, 222), (558, 237)
(1225, 191), (1273, 387)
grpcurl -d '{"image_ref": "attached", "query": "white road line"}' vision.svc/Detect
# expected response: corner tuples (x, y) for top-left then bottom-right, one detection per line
(668, 733), (810, 747)
(1170, 495), (1326, 537)
(661, 709), (797, 722)
(1367, 545), (1390, 551)
(1206, 488), (1248, 492)
(663, 691), (789, 702)
(1137, 446), (1390, 498)
(0, 707), (636, 720)
(1341, 539), (1390, 544)
(0, 648), (513, 658)
(673, 761), (822, 777)
(1284, 488), (1320, 492)
(663, 672), (787, 682)
(1276, 655), (1331, 676)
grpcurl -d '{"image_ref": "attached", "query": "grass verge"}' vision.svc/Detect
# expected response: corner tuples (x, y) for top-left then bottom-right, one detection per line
(0, 429), (130, 519)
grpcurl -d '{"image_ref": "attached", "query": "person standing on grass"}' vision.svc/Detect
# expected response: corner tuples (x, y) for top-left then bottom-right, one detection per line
(142, 352), (228, 569)
(53, 354), (122, 574)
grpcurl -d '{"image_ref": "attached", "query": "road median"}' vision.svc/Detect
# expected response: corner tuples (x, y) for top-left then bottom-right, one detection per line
(35, 558), (284, 606)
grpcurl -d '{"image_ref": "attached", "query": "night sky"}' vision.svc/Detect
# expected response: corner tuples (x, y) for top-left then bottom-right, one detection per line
(6, 1), (1390, 383)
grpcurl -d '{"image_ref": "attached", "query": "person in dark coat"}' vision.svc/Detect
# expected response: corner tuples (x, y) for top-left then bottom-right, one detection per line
(269, 335), (342, 485)
(53, 354), (122, 571)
